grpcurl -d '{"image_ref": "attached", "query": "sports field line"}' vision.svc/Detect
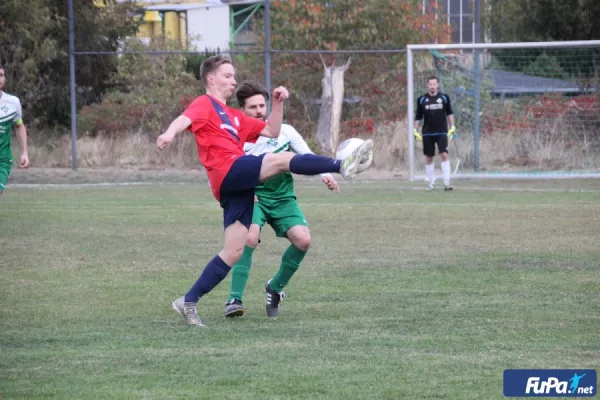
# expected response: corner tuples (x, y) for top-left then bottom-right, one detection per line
(7, 181), (600, 193)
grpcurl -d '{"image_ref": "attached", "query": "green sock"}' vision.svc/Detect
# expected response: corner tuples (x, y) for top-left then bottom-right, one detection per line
(228, 246), (254, 302)
(269, 245), (307, 293)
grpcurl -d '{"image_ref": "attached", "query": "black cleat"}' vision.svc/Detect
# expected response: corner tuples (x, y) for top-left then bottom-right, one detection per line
(265, 281), (285, 317)
(224, 299), (245, 318)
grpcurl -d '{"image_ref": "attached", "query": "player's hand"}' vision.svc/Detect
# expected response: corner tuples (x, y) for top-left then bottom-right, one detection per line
(413, 129), (422, 142)
(273, 86), (289, 103)
(254, 195), (258, 203)
(322, 174), (339, 193)
(447, 125), (456, 141)
(19, 153), (30, 168)
(156, 132), (175, 150)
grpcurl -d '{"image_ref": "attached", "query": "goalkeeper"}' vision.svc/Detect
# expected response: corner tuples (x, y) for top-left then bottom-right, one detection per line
(413, 75), (455, 190)
(225, 81), (351, 318)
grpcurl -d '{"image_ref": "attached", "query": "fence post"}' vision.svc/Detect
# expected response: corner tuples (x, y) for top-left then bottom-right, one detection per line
(68, 0), (77, 170)
(407, 47), (415, 182)
(473, 0), (481, 171)
(264, 0), (271, 114)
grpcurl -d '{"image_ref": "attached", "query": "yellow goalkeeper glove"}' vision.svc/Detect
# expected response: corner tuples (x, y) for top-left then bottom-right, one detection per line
(413, 129), (422, 142)
(447, 125), (456, 140)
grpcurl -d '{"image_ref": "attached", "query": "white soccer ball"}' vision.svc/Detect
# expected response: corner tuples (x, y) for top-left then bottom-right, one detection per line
(336, 138), (373, 172)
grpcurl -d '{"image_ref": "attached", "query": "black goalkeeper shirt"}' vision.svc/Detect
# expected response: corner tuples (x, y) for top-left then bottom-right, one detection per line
(415, 92), (453, 134)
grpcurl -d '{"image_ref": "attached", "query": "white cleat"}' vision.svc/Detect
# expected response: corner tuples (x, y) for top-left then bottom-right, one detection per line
(172, 296), (204, 327)
(339, 139), (374, 179)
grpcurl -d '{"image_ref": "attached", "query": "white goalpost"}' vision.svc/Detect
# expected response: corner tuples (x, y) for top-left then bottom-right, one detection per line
(407, 40), (600, 181)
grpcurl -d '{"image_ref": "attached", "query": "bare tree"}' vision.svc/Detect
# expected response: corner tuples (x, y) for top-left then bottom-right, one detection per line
(315, 56), (351, 156)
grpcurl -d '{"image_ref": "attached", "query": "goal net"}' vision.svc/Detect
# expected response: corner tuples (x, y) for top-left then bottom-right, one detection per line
(407, 41), (600, 180)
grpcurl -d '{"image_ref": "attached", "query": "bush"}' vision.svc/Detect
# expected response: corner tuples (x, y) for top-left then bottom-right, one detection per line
(78, 38), (201, 137)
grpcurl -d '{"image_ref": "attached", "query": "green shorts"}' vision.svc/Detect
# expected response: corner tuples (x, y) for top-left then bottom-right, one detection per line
(0, 160), (12, 192)
(253, 197), (308, 237)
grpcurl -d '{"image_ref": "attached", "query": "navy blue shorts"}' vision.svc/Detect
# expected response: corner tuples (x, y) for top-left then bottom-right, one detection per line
(220, 154), (266, 230)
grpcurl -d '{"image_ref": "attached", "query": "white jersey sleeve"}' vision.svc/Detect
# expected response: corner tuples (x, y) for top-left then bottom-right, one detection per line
(243, 124), (293, 156)
(285, 125), (313, 155)
(284, 124), (331, 179)
(0, 92), (23, 123)
(15, 98), (22, 122)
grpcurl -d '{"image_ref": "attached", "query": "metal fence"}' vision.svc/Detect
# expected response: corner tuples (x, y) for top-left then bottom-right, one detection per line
(67, 1), (600, 176)
(66, 0), (413, 169)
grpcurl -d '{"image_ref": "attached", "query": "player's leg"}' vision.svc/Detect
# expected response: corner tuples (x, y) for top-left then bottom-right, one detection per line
(173, 156), (259, 326)
(225, 203), (267, 318)
(173, 218), (249, 326)
(0, 160), (12, 198)
(438, 135), (452, 190)
(258, 138), (373, 182)
(265, 200), (309, 317)
(423, 136), (436, 189)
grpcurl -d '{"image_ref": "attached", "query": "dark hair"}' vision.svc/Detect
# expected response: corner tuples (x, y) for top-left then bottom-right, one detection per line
(200, 55), (232, 85)
(427, 75), (439, 82)
(235, 80), (269, 108)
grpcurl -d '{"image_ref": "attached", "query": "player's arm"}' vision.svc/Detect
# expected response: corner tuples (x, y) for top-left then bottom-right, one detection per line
(448, 114), (455, 128)
(414, 96), (423, 141)
(157, 115), (192, 150)
(259, 86), (289, 138)
(445, 95), (456, 139)
(158, 96), (208, 150)
(287, 125), (339, 192)
(414, 95), (424, 127)
(15, 120), (29, 168)
(14, 100), (29, 168)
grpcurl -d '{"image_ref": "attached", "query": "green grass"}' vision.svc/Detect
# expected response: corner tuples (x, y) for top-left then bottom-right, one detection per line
(1, 179), (599, 399)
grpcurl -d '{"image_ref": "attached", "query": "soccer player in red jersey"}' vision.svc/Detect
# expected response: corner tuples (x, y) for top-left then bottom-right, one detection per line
(157, 55), (372, 326)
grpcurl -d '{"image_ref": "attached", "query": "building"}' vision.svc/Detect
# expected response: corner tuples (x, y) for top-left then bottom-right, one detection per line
(119, 0), (263, 50)
(420, 0), (485, 44)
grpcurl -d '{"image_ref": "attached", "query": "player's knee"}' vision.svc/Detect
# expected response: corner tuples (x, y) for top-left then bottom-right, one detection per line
(292, 232), (311, 251)
(246, 232), (260, 248)
(221, 229), (247, 265)
(440, 152), (449, 162)
(268, 152), (293, 172)
(220, 246), (244, 266)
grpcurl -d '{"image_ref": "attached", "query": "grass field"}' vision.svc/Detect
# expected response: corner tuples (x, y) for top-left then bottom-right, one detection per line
(1, 177), (599, 399)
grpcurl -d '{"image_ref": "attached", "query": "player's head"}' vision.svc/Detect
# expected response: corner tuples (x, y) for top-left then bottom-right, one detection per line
(427, 76), (439, 95)
(200, 55), (236, 99)
(0, 65), (5, 91)
(235, 80), (269, 121)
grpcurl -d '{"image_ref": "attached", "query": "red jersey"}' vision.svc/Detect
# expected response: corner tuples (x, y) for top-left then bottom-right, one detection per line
(182, 95), (266, 201)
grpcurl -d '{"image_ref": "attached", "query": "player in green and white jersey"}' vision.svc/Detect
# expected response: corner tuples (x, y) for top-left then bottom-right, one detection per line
(225, 80), (339, 318)
(0, 65), (30, 196)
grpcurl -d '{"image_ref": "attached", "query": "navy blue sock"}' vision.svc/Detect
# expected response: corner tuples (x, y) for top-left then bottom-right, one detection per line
(184, 255), (231, 303)
(289, 154), (341, 175)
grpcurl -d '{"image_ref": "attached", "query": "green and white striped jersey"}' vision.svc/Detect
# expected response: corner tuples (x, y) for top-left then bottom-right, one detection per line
(244, 123), (317, 201)
(0, 92), (23, 161)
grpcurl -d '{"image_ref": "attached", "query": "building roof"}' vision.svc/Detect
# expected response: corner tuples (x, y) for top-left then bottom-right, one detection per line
(141, 0), (262, 11)
(489, 69), (589, 95)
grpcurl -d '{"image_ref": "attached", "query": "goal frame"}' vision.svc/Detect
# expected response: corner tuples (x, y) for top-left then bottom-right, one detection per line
(406, 40), (600, 181)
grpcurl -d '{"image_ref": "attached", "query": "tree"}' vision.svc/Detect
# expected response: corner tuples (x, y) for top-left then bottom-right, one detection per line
(268, 0), (450, 51)
(486, 0), (600, 80)
(249, 0), (451, 146)
(0, 0), (141, 129)
(487, 0), (600, 43)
